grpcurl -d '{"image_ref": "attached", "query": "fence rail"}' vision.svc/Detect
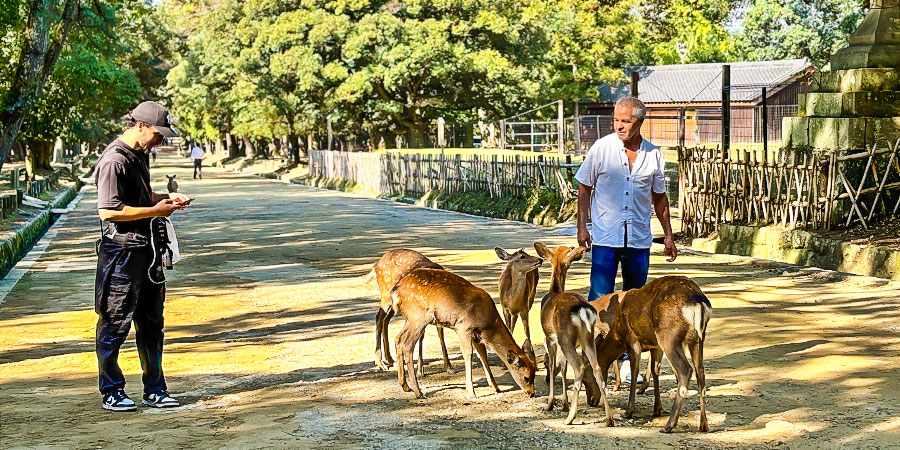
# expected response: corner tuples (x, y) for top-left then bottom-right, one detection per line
(678, 139), (900, 235)
(309, 150), (579, 200)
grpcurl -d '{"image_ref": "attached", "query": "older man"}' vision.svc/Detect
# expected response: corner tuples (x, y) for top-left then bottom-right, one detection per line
(574, 96), (676, 379)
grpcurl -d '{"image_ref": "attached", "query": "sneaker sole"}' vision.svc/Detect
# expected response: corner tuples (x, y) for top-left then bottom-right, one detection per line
(142, 400), (179, 408)
(102, 403), (137, 412)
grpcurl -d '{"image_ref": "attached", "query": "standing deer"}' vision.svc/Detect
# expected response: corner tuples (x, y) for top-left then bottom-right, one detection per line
(593, 276), (712, 433)
(534, 242), (603, 425)
(390, 268), (536, 399)
(368, 249), (453, 375)
(589, 292), (653, 393)
(495, 247), (542, 343)
(166, 174), (178, 193)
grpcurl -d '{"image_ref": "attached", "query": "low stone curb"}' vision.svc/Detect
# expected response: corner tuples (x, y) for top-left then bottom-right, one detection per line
(0, 183), (81, 279)
(691, 223), (900, 281)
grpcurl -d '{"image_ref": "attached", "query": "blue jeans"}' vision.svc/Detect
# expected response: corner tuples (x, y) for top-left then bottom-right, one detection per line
(587, 246), (651, 301)
(588, 245), (650, 364)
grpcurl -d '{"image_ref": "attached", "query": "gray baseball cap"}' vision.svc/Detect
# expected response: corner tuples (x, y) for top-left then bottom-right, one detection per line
(131, 101), (178, 137)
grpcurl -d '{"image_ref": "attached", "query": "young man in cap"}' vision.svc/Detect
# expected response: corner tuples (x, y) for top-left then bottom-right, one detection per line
(94, 101), (191, 411)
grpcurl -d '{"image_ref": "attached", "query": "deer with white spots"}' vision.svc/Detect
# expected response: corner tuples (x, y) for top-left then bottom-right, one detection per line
(390, 268), (536, 399)
(534, 242), (603, 425)
(593, 275), (712, 433)
(368, 249), (453, 375)
(494, 247), (542, 343)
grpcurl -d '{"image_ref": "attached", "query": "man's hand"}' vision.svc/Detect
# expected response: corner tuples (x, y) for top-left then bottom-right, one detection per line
(577, 225), (592, 249)
(153, 199), (180, 217)
(168, 192), (192, 210)
(664, 234), (678, 262)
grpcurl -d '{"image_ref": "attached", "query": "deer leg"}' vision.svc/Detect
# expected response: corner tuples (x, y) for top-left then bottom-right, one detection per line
(560, 345), (585, 425)
(473, 340), (500, 394)
(560, 359), (569, 412)
(503, 308), (513, 332)
(661, 342), (694, 433)
(383, 309), (396, 367)
(403, 323), (430, 399)
(508, 314), (519, 339)
(691, 339), (709, 432)
(612, 359), (621, 391)
(458, 332), (477, 398)
(521, 313), (531, 344)
(416, 333), (426, 378)
(395, 329), (410, 392)
(436, 325), (454, 374)
(374, 308), (387, 370)
(624, 345), (642, 419)
(649, 348), (664, 417)
(544, 343), (557, 411)
(638, 352), (653, 394)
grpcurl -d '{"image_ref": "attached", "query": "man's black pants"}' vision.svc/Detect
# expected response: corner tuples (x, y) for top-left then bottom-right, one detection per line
(95, 238), (167, 395)
(193, 159), (202, 179)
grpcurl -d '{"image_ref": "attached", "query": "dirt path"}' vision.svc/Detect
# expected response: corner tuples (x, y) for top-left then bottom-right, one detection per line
(2, 152), (899, 449)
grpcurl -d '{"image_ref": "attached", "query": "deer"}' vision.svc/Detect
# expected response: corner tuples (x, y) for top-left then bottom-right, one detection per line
(390, 268), (536, 400)
(588, 292), (653, 393)
(166, 174), (178, 193)
(494, 247), (542, 343)
(534, 242), (604, 425)
(592, 276), (712, 433)
(367, 249), (453, 376)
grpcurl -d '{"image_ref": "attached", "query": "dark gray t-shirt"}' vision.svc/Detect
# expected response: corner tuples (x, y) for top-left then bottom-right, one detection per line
(95, 139), (153, 235)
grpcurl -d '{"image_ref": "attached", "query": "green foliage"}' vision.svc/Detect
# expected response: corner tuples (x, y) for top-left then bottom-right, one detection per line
(737, 0), (867, 65)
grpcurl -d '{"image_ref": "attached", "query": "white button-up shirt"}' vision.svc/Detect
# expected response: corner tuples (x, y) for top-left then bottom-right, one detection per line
(575, 133), (666, 249)
(190, 146), (204, 160)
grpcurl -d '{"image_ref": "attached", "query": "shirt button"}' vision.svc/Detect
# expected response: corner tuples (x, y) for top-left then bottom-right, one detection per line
(625, 192), (629, 195)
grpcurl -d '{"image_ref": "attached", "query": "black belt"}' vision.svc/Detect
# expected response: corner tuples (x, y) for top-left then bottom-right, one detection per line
(102, 231), (150, 247)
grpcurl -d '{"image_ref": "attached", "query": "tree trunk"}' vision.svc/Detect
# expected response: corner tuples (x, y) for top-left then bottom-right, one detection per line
(0, 0), (80, 173)
(406, 127), (426, 148)
(288, 133), (301, 162)
(243, 136), (255, 158)
(25, 139), (53, 177)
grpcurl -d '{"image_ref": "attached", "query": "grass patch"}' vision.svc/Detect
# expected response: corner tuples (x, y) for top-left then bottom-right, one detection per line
(421, 187), (576, 225)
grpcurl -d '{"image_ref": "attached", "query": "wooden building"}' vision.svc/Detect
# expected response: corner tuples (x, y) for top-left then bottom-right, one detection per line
(574, 59), (815, 152)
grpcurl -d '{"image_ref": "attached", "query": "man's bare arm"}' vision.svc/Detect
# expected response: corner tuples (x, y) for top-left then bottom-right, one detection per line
(652, 191), (677, 262)
(99, 201), (178, 222)
(577, 183), (593, 248)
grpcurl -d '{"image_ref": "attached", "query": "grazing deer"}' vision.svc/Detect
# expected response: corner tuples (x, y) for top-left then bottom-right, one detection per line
(534, 242), (603, 425)
(593, 276), (711, 432)
(368, 249), (452, 375)
(390, 268), (536, 399)
(166, 174), (178, 193)
(588, 292), (653, 393)
(495, 247), (542, 343)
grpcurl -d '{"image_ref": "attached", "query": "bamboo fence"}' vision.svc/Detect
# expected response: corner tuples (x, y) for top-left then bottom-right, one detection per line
(678, 139), (900, 235)
(309, 150), (579, 200)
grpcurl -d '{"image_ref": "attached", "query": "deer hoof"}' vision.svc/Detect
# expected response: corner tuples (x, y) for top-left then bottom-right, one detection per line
(700, 418), (710, 432)
(652, 408), (663, 417)
(623, 410), (634, 419)
(605, 417), (615, 427)
(661, 426), (673, 433)
(401, 383), (411, 392)
(545, 402), (555, 411)
(415, 392), (426, 400)
(445, 366), (456, 374)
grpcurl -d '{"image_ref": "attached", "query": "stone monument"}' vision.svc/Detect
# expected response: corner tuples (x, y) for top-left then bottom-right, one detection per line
(783, 0), (900, 151)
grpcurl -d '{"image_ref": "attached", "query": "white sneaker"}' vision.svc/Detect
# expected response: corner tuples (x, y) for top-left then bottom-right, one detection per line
(142, 390), (180, 408)
(619, 360), (645, 384)
(102, 389), (137, 412)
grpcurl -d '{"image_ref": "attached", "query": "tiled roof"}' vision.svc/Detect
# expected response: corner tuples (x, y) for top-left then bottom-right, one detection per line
(593, 59), (813, 104)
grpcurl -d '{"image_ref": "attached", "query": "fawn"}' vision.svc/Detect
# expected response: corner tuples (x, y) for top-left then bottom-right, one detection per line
(495, 247), (542, 342)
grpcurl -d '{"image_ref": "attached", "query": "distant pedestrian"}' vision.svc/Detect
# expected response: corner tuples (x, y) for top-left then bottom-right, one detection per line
(151, 148), (158, 163)
(190, 143), (204, 179)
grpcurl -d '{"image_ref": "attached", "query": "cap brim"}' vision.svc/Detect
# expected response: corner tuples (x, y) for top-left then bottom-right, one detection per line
(157, 126), (178, 137)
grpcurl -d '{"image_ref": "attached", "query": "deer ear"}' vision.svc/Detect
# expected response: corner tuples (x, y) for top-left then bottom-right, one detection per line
(534, 242), (551, 259)
(567, 246), (587, 262)
(507, 349), (520, 365)
(495, 247), (511, 261)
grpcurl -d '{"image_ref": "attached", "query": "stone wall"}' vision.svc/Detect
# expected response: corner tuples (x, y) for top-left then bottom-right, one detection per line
(691, 224), (900, 280)
(0, 184), (79, 279)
